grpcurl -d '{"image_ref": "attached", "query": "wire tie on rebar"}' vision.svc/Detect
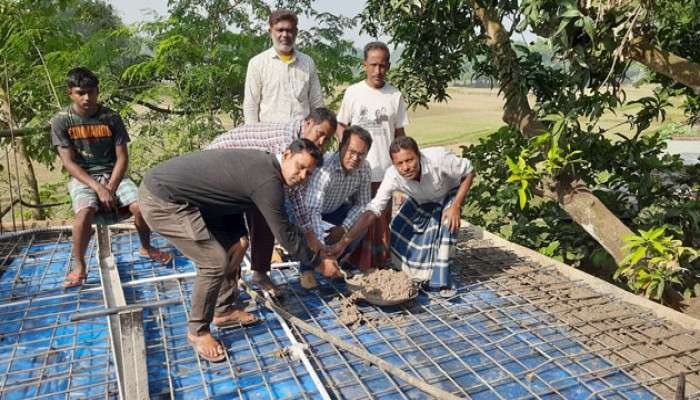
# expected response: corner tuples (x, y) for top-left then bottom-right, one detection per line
(286, 343), (309, 361)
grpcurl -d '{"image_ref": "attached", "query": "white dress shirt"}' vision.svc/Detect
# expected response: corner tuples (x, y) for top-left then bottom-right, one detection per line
(366, 147), (473, 217)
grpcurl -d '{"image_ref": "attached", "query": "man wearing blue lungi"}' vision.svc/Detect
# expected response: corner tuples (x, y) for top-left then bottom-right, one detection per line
(331, 136), (475, 296)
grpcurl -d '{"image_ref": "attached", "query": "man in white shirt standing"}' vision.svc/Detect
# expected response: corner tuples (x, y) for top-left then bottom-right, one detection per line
(336, 41), (409, 270)
(244, 9), (324, 124)
(330, 137), (476, 297)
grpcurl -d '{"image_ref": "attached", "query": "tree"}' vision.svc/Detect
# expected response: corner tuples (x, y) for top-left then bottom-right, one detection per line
(111, 0), (358, 177)
(0, 0), (127, 219)
(360, 1), (699, 270)
(1, 0), (359, 218)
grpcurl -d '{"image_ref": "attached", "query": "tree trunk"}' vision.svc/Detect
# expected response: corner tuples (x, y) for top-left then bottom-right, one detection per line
(467, 0), (635, 265)
(15, 138), (45, 220)
(468, 1), (545, 139)
(549, 179), (629, 263)
(0, 87), (44, 220)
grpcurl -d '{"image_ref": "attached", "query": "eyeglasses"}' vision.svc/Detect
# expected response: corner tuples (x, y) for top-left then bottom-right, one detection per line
(346, 149), (367, 160)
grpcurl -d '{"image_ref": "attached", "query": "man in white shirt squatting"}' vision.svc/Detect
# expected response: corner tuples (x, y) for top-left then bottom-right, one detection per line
(330, 137), (476, 297)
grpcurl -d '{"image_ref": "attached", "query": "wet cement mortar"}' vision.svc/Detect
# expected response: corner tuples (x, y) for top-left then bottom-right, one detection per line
(327, 229), (700, 398)
(452, 230), (700, 399)
(336, 268), (415, 328)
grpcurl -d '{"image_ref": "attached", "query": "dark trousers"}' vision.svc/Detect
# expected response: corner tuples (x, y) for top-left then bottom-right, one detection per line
(138, 185), (246, 336)
(246, 207), (275, 273)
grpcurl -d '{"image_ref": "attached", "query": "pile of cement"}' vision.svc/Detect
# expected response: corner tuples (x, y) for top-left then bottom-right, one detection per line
(346, 268), (417, 306)
(337, 295), (363, 327)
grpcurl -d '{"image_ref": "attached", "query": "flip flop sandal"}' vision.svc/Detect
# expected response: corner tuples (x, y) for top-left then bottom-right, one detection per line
(188, 337), (226, 363)
(213, 311), (260, 329)
(62, 273), (87, 289)
(139, 248), (173, 264)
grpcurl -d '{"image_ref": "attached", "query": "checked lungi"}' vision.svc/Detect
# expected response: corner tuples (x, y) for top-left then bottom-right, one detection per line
(68, 173), (136, 225)
(389, 189), (458, 289)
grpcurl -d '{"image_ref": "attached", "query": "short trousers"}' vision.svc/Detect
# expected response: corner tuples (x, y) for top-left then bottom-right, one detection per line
(68, 174), (138, 225)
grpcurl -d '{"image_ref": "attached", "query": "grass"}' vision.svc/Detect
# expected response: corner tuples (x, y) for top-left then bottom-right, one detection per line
(407, 87), (505, 147)
(407, 85), (688, 149)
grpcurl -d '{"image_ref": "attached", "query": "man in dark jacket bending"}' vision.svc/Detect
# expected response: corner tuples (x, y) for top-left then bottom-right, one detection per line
(138, 139), (342, 362)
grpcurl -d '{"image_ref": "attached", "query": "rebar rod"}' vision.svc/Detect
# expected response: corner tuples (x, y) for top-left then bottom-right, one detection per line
(241, 281), (466, 400)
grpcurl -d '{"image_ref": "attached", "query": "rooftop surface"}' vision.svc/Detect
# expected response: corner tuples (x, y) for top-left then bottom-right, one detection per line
(0, 224), (698, 399)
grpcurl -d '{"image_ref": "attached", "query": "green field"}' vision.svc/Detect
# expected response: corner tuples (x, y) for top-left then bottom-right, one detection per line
(407, 85), (688, 149)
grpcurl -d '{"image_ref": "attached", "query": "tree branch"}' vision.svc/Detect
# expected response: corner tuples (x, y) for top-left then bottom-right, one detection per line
(465, 0), (547, 139)
(0, 125), (49, 138)
(624, 37), (700, 95)
(111, 93), (188, 115)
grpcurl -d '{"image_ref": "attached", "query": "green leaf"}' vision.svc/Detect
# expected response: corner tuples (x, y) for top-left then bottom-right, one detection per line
(582, 17), (595, 41)
(655, 281), (665, 300)
(518, 188), (527, 209)
(646, 226), (666, 240)
(629, 247), (647, 265)
(506, 176), (521, 183)
(559, 9), (581, 18)
(506, 156), (518, 173)
(645, 281), (657, 298)
(651, 241), (667, 255)
(591, 250), (609, 266)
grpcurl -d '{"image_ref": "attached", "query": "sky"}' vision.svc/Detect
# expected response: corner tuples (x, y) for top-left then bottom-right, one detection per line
(108, 0), (384, 45)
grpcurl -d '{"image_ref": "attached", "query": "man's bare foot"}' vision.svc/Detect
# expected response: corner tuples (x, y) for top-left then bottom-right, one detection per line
(138, 247), (173, 264)
(212, 309), (260, 328)
(187, 332), (225, 362)
(251, 271), (283, 296)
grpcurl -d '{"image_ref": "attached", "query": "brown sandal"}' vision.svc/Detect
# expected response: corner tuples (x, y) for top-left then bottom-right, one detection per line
(212, 310), (260, 329)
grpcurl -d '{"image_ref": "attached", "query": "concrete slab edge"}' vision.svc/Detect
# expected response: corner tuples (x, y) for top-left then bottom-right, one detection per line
(464, 223), (700, 332)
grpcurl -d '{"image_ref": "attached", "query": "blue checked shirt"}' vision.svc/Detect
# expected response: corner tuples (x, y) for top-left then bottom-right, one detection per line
(304, 152), (372, 242)
(205, 120), (312, 232)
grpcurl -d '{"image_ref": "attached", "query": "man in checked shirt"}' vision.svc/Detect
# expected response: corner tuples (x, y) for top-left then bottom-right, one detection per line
(205, 107), (336, 296)
(297, 126), (373, 289)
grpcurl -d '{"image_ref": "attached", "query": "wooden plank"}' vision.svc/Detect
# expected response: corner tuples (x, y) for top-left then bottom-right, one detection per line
(96, 225), (150, 400)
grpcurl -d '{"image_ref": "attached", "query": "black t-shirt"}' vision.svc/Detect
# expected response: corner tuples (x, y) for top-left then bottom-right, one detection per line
(50, 104), (130, 174)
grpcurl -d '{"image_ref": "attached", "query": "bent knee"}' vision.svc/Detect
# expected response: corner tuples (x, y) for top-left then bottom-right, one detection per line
(74, 207), (96, 224)
(128, 202), (141, 216)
